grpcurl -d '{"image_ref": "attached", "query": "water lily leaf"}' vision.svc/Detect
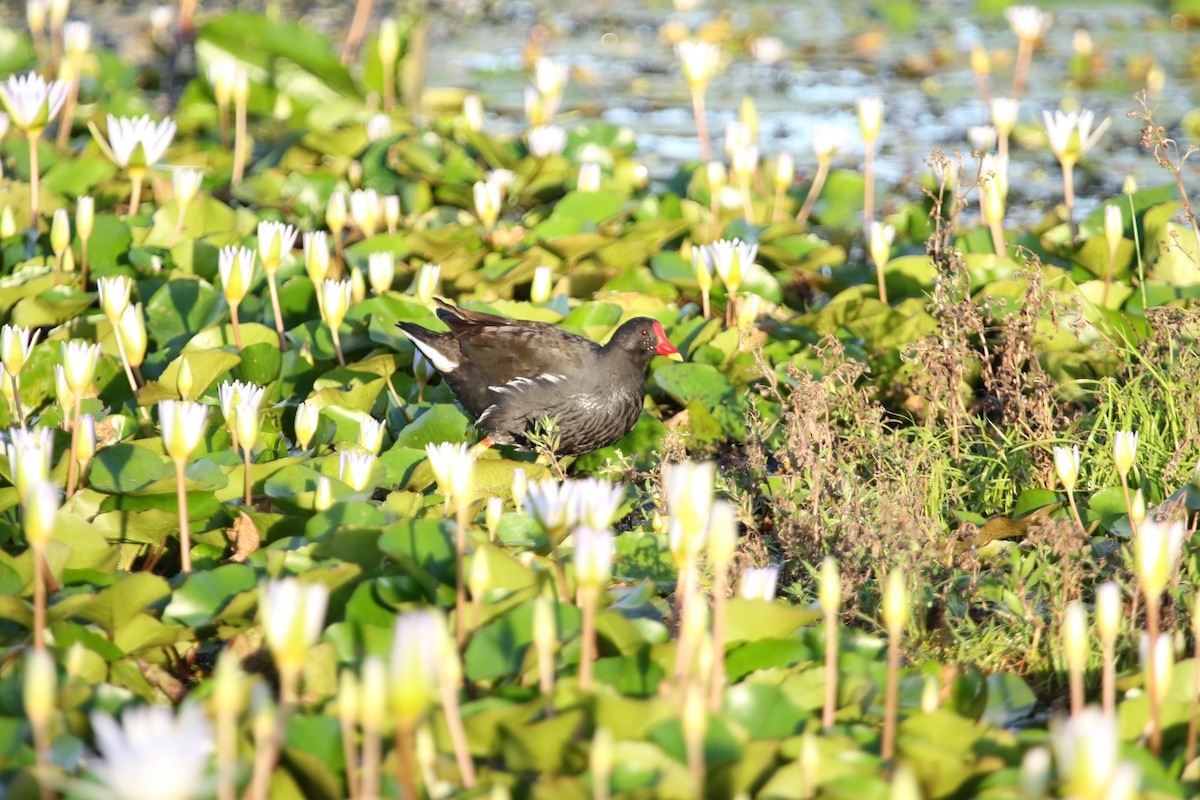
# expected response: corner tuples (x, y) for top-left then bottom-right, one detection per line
(163, 563), (258, 626)
(74, 572), (171, 635)
(10, 288), (95, 328)
(89, 444), (175, 493)
(145, 194), (240, 247)
(498, 708), (587, 773)
(377, 518), (455, 585)
(139, 349), (242, 405)
(552, 190), (625, 225)
(83, 214), (135, 273)
(614, 531), (674, 585)
(393, 404), (472, 448)
(981, 672), (1037, 728)
(465, 599), (581, 682)
(592, 652), (666, 697)
(725, 598), (819, 644)
(198, 12), (360, 102)
(145, 277), (226, 346)
(233, 341), (283, 386)
(42, 155), (119, 196)
(723, 682), (807, 739)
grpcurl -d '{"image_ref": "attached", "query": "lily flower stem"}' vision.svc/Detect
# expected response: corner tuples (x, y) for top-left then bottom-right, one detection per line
(360, 713), (379, 800)
(823, 610), (839, 729)
(1102, 636), (1116, 719)
(341, 0), (374, 65)
(32, 542), (47, 651)
(246, 673), (296, 800)
(10, 372), (25, 429)
(218, 102), (231, 149)
(771, 185), (785, 223)
(439, 672), (478, 787)
(797, 158), (831, 225)
(863, 143), (876, 232)
(393, 725), (419, 800)
(881, 626), (900, 761)
(382, 65), (395, 114)
(690, 90), (711, 163)
(686, 728), (705, 797)
(115, 334), (140, 398)
(1063, 488), (1085, 604)
(578, 584), (597, 692)
(66, 396), (82, 496)
(266, 273), (288, 351)
(128, 168), (145, 217)
(1145, 597), (1162, 756)
(672, 564), (697, 684)
(1012, 40), (1032, 99)
(454, 507), (467, 647)
(1061, 159), (1076, 237)
(27, 131), (41, 226)
(739, 175), (753, 225)
(169, 208), (187, 249)
(32, 714), (51, 800)
(80, 235), (90, 289)
(708, 570), (727, 711)
(230, 302), (244, 351)
(232, 99), (247, 185)
(56, 80), (79, 152)
(175, 458), (193, 575)
(330, 325), (345, 367)
(217, 707), (238, 800)
(243, 446), (253, 506)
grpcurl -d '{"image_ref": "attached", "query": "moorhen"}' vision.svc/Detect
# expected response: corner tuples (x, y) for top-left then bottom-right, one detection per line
(398, 300), (683, 455)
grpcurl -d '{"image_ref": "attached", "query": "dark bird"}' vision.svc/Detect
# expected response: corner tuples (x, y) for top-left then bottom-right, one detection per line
(398, 300), (683, 455)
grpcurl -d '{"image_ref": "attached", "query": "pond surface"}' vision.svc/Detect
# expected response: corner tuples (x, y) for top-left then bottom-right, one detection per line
(17, 0), (1200, 218)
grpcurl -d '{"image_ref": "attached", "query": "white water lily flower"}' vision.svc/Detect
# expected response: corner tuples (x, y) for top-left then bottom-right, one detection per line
(532, 57), (569, 100)
(218, 245), (255, 304)
(259, 578), (329, 677)
(217, 380), (265, 425)
(1042, 109), (1110, 166)
(574, 526), (614, 588)
(339, 450), (377, 492)
(811, 125), (850, 160)
(97, 114), (176, 168)
(675, 40), (721, 93)
(0, 72), (69, 131)
(8, 426), (53, 498)
(357, 417), (386, 454)
(87, 704), (214, 800)
(159, 400), (208, 463)
(569, 478), (624, 530)
(525, 478), (575, 536)
(256, 220), (298, 274)
(1006, 5), (1053, 41)
(60, 340), (100, 395)
(740, 566), (779, 601)
(527, 125), (566, 159)
(425, 441), (475, 509)
(172, 168), (204, 206)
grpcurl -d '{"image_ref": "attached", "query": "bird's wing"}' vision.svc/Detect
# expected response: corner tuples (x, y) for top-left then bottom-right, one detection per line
(455, 324), (598, 386)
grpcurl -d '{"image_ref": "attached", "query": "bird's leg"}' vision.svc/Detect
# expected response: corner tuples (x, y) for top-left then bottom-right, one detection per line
(469, 436), (493, 458)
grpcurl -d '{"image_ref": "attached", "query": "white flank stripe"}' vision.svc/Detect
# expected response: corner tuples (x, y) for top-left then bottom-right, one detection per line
(399, 330), (459, 372)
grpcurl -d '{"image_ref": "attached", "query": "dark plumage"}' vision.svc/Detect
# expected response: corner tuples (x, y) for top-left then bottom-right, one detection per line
(398, 300), (683, 455)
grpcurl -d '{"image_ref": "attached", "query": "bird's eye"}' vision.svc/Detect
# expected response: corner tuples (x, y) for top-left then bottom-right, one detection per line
(641, 328), (648, 336)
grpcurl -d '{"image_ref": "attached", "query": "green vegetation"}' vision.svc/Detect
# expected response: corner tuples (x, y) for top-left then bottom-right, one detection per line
(1, 3), (1199, 799)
